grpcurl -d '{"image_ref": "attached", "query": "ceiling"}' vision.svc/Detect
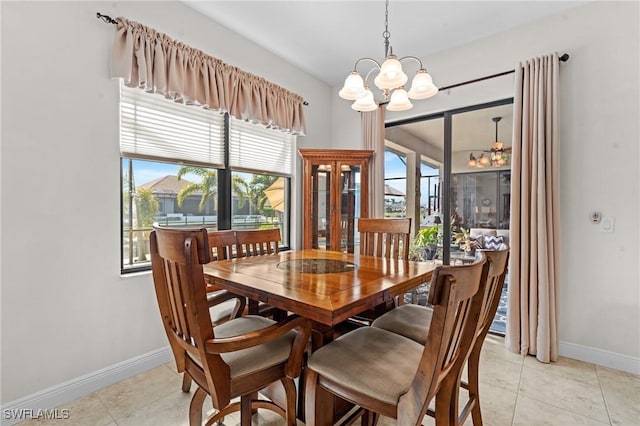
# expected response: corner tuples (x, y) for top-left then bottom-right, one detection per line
(183, 1), (588, 86)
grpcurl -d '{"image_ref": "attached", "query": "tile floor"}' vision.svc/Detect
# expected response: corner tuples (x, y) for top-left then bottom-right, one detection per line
(18, 335), (640, 426)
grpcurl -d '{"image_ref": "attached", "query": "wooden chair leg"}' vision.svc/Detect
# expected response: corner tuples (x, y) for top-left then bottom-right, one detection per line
(305, 370), (335, 426)
(280, 377), (297, 426)
(435, 375), (460, 426)
(240, 395), (252, 426)
(467, 350), (483, 426)
(182, 373), (192, 392)
(189, 386), (207, 426)
(250, 391), (259, 416)
(248, 299), (259, 315)
(361, 410), (379, 426)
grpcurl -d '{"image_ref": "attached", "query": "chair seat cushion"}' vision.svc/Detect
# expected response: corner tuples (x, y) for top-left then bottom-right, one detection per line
(214, 316), (296, 379)
(371, 304), (432, 345)
(308, 327), (423, 406)
(209, 300), (236, 324)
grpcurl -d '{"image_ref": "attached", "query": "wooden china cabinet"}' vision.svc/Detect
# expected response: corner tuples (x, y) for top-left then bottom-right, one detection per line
(299, 149), (373, 252)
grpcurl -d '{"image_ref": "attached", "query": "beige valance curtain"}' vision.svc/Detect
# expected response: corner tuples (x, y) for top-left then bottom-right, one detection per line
(506, 53), (560, 363)
(362, 109), (386, 218)
(110, 17), (306, 135)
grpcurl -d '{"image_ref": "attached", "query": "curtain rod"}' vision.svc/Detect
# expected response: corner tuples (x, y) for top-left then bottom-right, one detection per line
(438, 53), (570, 92)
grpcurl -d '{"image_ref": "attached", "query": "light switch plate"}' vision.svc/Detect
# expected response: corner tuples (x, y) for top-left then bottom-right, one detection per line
(601, 216), (615, 233)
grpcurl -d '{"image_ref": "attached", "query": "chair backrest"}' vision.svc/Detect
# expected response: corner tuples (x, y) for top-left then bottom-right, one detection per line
(397, 253), (488, 424)
(208, 230), (238, 260)
(358, 218), (411, 260)
(236, 228), (281, 257)
(150, 227), (230, 402)
(475, 248), (510, 341)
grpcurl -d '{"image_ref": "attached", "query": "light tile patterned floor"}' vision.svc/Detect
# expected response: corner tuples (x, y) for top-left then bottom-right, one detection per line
(17, 335), (640, 426)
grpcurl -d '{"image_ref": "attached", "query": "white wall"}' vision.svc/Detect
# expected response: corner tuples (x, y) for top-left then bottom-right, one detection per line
(0, 1), (332, 404)
(333, 1), (640, 370)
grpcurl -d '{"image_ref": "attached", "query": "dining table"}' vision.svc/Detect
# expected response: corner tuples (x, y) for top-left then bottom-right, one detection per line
(203, 248), (437, 420)
(203, 248), (436, 348)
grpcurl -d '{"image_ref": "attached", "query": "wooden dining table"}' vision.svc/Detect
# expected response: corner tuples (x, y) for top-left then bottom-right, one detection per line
(203, 248), (436, 347)
(204, 248), (436, 420)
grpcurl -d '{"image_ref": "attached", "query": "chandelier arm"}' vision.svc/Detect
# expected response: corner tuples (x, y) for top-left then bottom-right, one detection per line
(398, 55), (425, 70)
(352, 57), (382, 72)
(363, 67), (381, 86)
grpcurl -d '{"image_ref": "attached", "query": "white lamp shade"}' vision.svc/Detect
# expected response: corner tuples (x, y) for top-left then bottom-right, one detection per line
(351, 88), (378, 112)
(479, 155), (490, 166)
(374, 56), (408, 90)
(339, 72), (366, 100)
(407, 70), (439, 99)
(386, 88), (413, 112)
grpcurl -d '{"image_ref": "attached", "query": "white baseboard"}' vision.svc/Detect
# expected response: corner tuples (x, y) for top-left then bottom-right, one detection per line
(559, 340), (640, 375)
(1, 346), (172, 426)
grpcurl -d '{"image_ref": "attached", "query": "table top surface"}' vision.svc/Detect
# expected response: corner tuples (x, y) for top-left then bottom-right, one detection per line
(203, 249), (437, 326)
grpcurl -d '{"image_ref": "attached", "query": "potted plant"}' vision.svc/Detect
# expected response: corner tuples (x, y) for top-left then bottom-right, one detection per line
(410, 225), (441, 261)
(453, 227), (482, 256)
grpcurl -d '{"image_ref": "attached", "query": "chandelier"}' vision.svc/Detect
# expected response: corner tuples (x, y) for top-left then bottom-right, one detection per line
(468, 117), (510, 168)
(338, 0), (438, 112)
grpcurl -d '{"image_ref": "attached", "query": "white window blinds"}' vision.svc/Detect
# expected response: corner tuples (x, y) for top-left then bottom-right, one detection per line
(120, 85), (225, 168)
(229, 117), (295, 176)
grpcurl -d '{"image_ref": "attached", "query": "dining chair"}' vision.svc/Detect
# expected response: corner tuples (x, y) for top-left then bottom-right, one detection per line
(150, 227), (311, 426)
(235, 228), (282, 318)
(236, 228), (281, 257)
(371, 247), (510, 425)
(179, 230), (247, 394)
(358, 218), (411, 260)
(206, 230), (246, 324)
(350, 218), (412, 324)
(305, 253), (487, 425)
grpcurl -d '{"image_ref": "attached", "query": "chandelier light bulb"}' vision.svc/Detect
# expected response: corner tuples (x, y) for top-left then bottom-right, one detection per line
(407, 70), (438, 99)
(479, 154), (490, 166)
(339, 72), (366, 100)
(351, 88), (378, 112)
(386, 88), (413, 111)
(374, 56), (408, 90)
(468, 153), (477, 168)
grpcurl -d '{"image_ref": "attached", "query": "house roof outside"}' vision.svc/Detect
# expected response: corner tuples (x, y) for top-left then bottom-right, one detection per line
(138, 175), (194, 196)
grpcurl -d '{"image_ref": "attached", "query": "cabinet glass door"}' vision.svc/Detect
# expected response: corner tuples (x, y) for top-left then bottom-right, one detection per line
(339, 163), (361, 253)
(310, 164), (332, 250)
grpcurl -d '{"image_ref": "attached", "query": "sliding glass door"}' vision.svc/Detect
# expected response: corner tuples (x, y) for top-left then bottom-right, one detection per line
(385, 99), (512, 334)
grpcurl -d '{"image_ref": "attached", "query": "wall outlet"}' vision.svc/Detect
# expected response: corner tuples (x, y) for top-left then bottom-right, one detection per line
(601, 216), (615, 233)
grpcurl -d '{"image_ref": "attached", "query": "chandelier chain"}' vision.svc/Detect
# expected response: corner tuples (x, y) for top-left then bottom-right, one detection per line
(382, 0), (391, 57)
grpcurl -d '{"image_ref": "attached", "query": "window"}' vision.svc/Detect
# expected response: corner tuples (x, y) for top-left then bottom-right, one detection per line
(383, 149), (407, 218)
(120, 85), (294, 273)
(420, 160), (441, 225)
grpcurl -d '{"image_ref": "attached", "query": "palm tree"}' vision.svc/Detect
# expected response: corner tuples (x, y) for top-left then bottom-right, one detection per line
(233, 174), (277, 215)
(134, 187), (159, 262)
(176, 166), (217, 212)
